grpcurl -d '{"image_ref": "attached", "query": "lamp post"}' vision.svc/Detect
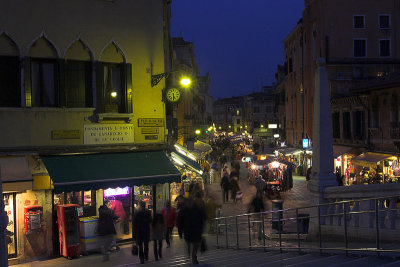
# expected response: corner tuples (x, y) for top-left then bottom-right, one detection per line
(0, 166), (9, 266)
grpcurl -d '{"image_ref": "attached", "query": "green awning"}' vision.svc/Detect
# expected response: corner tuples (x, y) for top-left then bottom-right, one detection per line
(41, 151), (181, 193)
(171, 151), (203, 175)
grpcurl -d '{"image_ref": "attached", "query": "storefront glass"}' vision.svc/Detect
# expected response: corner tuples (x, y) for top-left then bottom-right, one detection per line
(54, 190), (96, 217)
(4, 193), (17, 257)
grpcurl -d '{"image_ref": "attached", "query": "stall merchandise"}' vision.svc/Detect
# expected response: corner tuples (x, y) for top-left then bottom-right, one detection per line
(249, 158), (294, 198)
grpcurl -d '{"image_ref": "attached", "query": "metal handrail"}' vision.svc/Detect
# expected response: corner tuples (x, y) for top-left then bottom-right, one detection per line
(213, 195), (400, 256)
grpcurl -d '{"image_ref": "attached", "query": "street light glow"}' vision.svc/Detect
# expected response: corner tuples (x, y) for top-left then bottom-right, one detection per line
(180, 78), (191, 87)
(195, 129), (201, 135)
(111, 91), (117, 98)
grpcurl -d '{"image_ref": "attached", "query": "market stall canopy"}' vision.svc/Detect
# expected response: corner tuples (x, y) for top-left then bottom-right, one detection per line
(42, 151), (181, 193)
(333, 145), (361, 158)
(351, 152), (393, 168)
(254, 158), (296, 168)
(194, 140), (212, 155)
(174, 143), (198, 161)
(171, 152), (203, 175)
(0, 157), (33, 192)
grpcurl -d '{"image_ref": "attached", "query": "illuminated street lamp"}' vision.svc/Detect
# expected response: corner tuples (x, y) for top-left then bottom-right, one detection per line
(180, 77), (191, 87)
(195, 129), (201, 135)
(111, 91), (117, 98)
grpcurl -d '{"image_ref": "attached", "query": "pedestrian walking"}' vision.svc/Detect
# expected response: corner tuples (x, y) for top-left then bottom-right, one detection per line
(151, 213), (165, 261)
(220, 170), (230, 203)
(111, 199), (126, 246)
(210, 161), (218, 183)
(230, 168), (241, 203)
(177, 195), (206, 265)
(249, 192), (265, 240)
(255, 175), (266, 196)
(133, 201), (152, 264)
(97, 200), (119, 261)
(161, 200), (177, 248)
(205, 195), (217, 233)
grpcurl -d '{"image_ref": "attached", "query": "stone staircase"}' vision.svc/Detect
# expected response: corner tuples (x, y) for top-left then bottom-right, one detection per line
(118, 247), (400, 267)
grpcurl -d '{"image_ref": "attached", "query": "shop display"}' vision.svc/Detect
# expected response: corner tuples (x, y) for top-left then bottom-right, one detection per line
(134, 186), (153, 210)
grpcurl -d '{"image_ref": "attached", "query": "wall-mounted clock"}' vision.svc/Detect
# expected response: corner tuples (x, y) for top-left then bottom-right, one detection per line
(165, 87), (182, 103)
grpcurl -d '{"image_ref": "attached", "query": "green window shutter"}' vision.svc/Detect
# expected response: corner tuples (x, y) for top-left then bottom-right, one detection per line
(85, 62), (93, 107)
(120, 63), (132, 113)
(56, 59), (66, 107)
(126, 63), (132, 113)
(96, 62), (105, 113)
(24, 57), (32, 107)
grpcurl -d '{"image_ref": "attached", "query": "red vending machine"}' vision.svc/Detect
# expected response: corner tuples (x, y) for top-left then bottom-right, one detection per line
(57, 204), (81, 259)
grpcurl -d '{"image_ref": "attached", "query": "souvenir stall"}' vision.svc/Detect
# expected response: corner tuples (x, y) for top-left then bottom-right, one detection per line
(170, 150), (205, 202)
(250, 158), (294, 198)
(351, 152), (398, 185)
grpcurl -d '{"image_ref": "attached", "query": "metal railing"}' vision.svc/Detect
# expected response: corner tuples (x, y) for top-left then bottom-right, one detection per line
(213, 195), (400, 256)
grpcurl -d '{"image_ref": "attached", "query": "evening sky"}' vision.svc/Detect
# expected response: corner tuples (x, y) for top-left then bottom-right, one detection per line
(171, 0), (305, 98)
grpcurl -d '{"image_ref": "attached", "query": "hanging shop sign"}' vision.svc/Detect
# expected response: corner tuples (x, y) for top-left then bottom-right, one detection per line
(302, 138), (309, 149)
(84, 124), (134, 145)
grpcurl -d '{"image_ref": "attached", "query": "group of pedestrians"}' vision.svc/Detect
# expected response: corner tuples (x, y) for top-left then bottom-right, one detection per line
(97, 199), (178, 264)
(220, 163), (242, 204)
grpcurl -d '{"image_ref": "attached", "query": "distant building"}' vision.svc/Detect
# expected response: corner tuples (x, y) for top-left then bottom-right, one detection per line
(277, 0), (400, 147)
(171, 37), (212, 145)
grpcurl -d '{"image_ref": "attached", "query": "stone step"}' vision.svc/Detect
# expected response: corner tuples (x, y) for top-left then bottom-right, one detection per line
(327, 256), (400, 267)
(287, 254), (359, 266)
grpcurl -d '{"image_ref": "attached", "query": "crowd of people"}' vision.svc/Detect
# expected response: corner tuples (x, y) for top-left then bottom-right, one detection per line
(97, 193), (212, 265)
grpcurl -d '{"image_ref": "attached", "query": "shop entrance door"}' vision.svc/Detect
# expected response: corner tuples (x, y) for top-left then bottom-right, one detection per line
(104, 187), (133, 242)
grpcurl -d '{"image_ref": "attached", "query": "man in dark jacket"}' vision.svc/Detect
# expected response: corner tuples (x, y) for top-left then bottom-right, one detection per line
(98, 200), (119, 261)
(134, 201), (152, 264)
(177, 197), (206, 265)
(220, 172), (230, 203)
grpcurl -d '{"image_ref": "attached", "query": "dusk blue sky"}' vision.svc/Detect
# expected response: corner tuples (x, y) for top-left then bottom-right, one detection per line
(171, 0), (305, 99)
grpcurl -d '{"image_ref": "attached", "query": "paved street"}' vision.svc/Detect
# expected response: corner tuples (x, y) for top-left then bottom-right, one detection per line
(205, 161), (311, 218)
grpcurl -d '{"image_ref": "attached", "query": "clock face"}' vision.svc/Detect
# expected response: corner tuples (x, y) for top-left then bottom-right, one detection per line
(166, 88), (181, 103)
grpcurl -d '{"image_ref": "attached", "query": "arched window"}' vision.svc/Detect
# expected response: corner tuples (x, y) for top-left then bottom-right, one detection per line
(0, 33), (21, 107)
(98, 41), (132, 113)
(64, 40), (94, 108)
(27, 36), (59, 107)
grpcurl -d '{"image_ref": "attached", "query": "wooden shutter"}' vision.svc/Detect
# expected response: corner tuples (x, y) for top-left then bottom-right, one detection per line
(96, 62), (105, 113)
(121, 63), (132, 113)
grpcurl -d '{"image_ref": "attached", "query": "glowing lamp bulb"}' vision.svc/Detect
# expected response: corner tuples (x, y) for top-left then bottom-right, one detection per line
(111, 91), (117, 98)
(180, 78), (191, 87)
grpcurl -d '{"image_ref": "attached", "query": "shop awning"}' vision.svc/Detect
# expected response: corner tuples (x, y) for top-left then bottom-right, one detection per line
(351, 152), (393, 168)
(42, 151), (181, 193)
(171, 152), (203, 175)
(0, 157), (33, 192)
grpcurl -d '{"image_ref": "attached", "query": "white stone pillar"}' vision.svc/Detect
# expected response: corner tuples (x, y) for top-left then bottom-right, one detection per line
(0, 166), (9, 266)
(308, 58), (337, 237)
